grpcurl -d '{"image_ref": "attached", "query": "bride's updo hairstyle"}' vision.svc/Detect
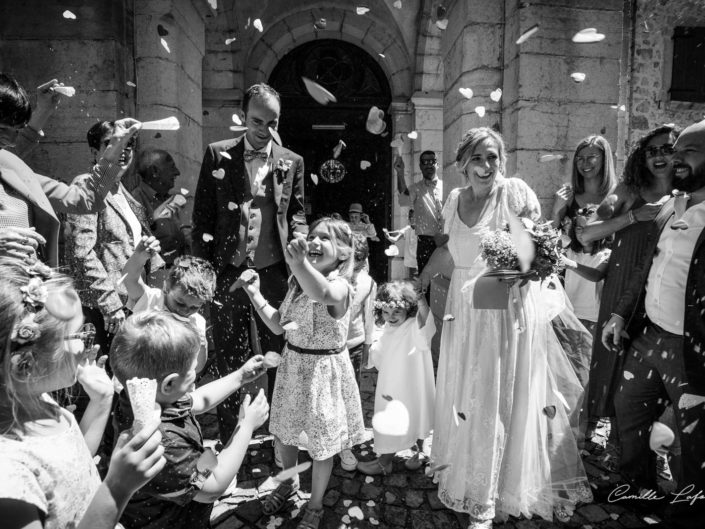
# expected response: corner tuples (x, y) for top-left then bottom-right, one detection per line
(455, 127), (507, 177)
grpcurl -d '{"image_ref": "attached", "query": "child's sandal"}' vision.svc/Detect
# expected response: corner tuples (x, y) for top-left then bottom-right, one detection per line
(296, 506), (324, 529)
(262, 480), (299, 515)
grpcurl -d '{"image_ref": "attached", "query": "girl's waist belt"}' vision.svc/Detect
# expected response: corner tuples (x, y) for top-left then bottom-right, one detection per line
(286, 342), (345, 355)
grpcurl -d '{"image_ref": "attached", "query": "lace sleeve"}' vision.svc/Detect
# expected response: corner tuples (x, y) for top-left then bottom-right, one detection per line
(506, 178), (541, 221)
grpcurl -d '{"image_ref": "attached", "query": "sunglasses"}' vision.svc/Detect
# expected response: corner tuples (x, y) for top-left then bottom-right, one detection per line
(645, 144), (675, 158)
(420, 159), (437, 166)
(66, 323), (96, 351)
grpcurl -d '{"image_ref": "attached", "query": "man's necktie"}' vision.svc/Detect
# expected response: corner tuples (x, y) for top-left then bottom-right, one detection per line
(244, 150), (269, 162)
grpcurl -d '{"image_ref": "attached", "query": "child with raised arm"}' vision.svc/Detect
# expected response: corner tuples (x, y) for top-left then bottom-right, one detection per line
(111, 311), (269, 529)
(0, 258), (165, 529)
(122, 235), (215, 372)
(234, 217), (365, 529)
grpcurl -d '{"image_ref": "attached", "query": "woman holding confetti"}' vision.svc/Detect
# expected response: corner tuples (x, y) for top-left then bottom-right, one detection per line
(431, 128), (592, 528)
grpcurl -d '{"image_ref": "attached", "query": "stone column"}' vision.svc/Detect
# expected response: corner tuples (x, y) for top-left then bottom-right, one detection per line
(133, 0), (209, 206)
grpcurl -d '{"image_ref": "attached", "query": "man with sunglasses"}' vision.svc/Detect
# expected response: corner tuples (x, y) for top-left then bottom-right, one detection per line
(603, 119), (705, 528)
(64, 121), (163, 351)
(395, 150), (447, 275)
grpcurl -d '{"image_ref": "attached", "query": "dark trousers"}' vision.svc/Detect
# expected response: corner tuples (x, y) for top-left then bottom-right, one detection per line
(615, 323), (705, 526)
(211, 261), (288, 442)
(416, 235), (437, 276)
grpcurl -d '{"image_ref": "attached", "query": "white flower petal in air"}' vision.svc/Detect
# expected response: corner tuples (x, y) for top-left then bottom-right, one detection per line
(372, 399), (409, 436)
(212, 169), (225, 180)
(229, 125), (248, 133)
(207, 0), (217, 9)
(570, 72), (586, 83)
(221, 151), (232, 160)
(180, 188), (189, 195)
(623, 370), (634, 380)
(225, 37), (237, 45)
(390, 137), (404, 149)
(253, 19), (264, 32)
(360, 160), (371, 170)
(302, 77), (337, 105)
(384, 245), (399, 257)
(572, 28), (605, 43)
(443, 314), (455, 321)
(539, 154), (564, 162)
(393, 0), (402, 8)
(459, 87), (474, 99)
(160, 38), (171, 53)
(436, 19), (448, 30)
(516, 24), (539, 44)
(475, 106), (486, 117)
(407, 131), (418, 140)
(282, 321), (299, 331)
(228, 202), (237, 211)
(231, 113), (242, 125)
(126, 81), (137, 87)
(273, 461), (312, 482)
(490, 88), (502, 102)
(202, 233), (214, 242)
(141, 116), (180, 130)
(310, 173), (319, 185)
(356, 7), (370, 15)
(52, 86), (75, 97)
(63, 10), (77, 19)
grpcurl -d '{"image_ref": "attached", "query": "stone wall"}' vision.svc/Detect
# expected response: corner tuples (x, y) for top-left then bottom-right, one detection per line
(625, 0), (705, 149)
(0, 0), (135, 180)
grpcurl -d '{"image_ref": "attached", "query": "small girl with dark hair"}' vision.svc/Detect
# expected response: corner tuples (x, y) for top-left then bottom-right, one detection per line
(357, 280), (435, 475)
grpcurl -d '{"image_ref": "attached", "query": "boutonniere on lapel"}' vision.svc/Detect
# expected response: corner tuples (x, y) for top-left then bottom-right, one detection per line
(274, 158), (293, 185)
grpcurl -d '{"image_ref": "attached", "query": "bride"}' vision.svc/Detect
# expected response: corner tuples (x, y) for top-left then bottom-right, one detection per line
(431, 127), (592, 527)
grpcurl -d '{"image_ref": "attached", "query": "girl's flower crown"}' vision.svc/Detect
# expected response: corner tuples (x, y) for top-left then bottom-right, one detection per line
(7, 262), (54, 377)
(373, 299), (415, 312)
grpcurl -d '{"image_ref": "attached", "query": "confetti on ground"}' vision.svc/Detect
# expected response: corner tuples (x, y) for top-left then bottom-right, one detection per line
(609, 513), (619, 520)
(459, 87), (474, 99)
(570, 72), (586, 83)
(348, 506), (364, 520)
(407, 131), (418, 140)
(365, 476), (374, 483)
(475, 106), (486, 117)
(253, 19), (264, 32)
(443, 314), (455, 321)
(343, 499), (352, 507)
(516, 24), (539, 44)
(370, 518), (379, 526)
(342, 514), (351, 524)
(490, 88), (502, 102)
(225, 37), (237, 45)
(221, 151), (232, 159)
(160, 38), (171, 53)
(572, 28), (605, 43)
(53, 86), (75, 97)
(356, 6), (370, 15)
(202, 233), (214, 242)
(212, 169), (225, 179)
(366, 500), (375, 506)
(302, 77), (337, 105)
(273, 461), (312, 482)
(63, 10), (76, 19)
(360, 160), (371, 170)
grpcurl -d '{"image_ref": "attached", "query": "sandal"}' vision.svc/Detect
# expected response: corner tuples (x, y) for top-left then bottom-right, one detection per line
(296, 506), (324, 529)
(356, 458), (392, 476)
(262, 480), (299, 516)
(404, 451), (425, 470)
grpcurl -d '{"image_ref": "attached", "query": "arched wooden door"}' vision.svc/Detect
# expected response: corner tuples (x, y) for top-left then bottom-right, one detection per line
(269, 39), (393, 281)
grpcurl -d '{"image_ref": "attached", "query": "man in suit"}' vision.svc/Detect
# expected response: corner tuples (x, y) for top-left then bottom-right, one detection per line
(65, 121), (163, 352)
(193, 83), (307, 441)
(603, 119), (705, 528)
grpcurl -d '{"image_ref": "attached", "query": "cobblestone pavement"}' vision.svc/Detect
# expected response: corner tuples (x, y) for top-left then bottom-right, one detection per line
(200, 369), (666, 529)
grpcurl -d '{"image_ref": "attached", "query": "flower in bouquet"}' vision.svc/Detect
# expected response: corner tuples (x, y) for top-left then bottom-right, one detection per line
(524, 219), (563, 280)
(479, 229), (519, 271)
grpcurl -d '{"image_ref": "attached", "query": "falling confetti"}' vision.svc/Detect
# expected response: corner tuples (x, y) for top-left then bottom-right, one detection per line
(141, 116), (180, 130)
(356, 6), (370, 15)
(314, 18), (327, 30)
(273, 461), (312, 482)
(425, 463), (450, 476)
(225, 37), (237, 45)
(683, 419), (700, 434)
(157, 24), (169, 36)
(229, 125), (248, 133)
(572, 28), (605, 43)
(384, 245), (399, 256)
(63, 10), (77, 19)
(360, 160), (371, 170)
(490, 88), (502, 102)
(126, 81), (137, 87)
(609, 513), (620, 520)
(202, 233), (214, 242)
(333, 140), (346, 159)
(116, 273), (129, 286)
(207, 0), (217, 9)
(407, 131), (418, 140)
(219, 151), (232, 160)
(570, 72), (586, 83)
(212, 169), (225, 180)
(302, 77), (337, 105)
(172, 195), (187, 207)
(452, 404), (460, 426)
(393, 0), (402, 8)
(516, 24), (539, 44)
(539, 154), (564, 162)
(443, 314), (455, 321)
(52, 86), (75, 97)
(610, 104), (626, 111)
(264, 351), (282, 368)
(310, 173), (319, 185)
(228, 202), (238, 210)
(366, 106), (387, 135)
(543, 405), (556, 419)
(475, 106), (486, 117)
(382, 394), (393, 401)
(253, 19), (264, 32)
(436, 19), (448, 30)
(348, 506), (364, 520)
(390, 137), (404, 149)
(378, 53), (386, 58)
(372, 399), (410, 436)
(282, 321), (299, 331)
(180, 188), (189, 195)
(160, 38), (171, 53)
(623, 371), (634, 380)
(459, 87), (474, 99)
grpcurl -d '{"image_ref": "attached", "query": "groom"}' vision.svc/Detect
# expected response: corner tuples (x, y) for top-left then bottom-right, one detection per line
(603, 119), (705, 528)
(193, 83), (307, 440)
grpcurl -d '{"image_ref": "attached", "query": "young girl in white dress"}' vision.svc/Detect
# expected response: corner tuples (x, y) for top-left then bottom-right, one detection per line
(236, 217), (366, 529)
(357, 280), (435, 475)
(0, 258), (165, 529)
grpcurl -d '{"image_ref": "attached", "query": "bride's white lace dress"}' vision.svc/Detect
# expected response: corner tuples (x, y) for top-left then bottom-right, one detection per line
(431, 178), (593, 522)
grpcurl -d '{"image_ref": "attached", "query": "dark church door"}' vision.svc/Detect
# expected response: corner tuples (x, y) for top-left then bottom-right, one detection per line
(269, 39), (393, 281)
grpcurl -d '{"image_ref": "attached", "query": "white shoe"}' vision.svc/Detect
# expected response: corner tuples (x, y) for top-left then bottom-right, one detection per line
(340, 448), (358, 471)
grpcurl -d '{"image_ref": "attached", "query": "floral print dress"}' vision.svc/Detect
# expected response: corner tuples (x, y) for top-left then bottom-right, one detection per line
(269, 275), (366, 460)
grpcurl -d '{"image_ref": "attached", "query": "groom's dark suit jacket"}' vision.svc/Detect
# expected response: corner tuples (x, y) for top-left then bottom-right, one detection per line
(192, 136), (307, 272)
(613, 197), (705, 395)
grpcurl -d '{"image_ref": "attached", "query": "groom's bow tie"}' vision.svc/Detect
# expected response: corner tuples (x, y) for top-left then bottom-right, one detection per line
(244, 150), (268, 162)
